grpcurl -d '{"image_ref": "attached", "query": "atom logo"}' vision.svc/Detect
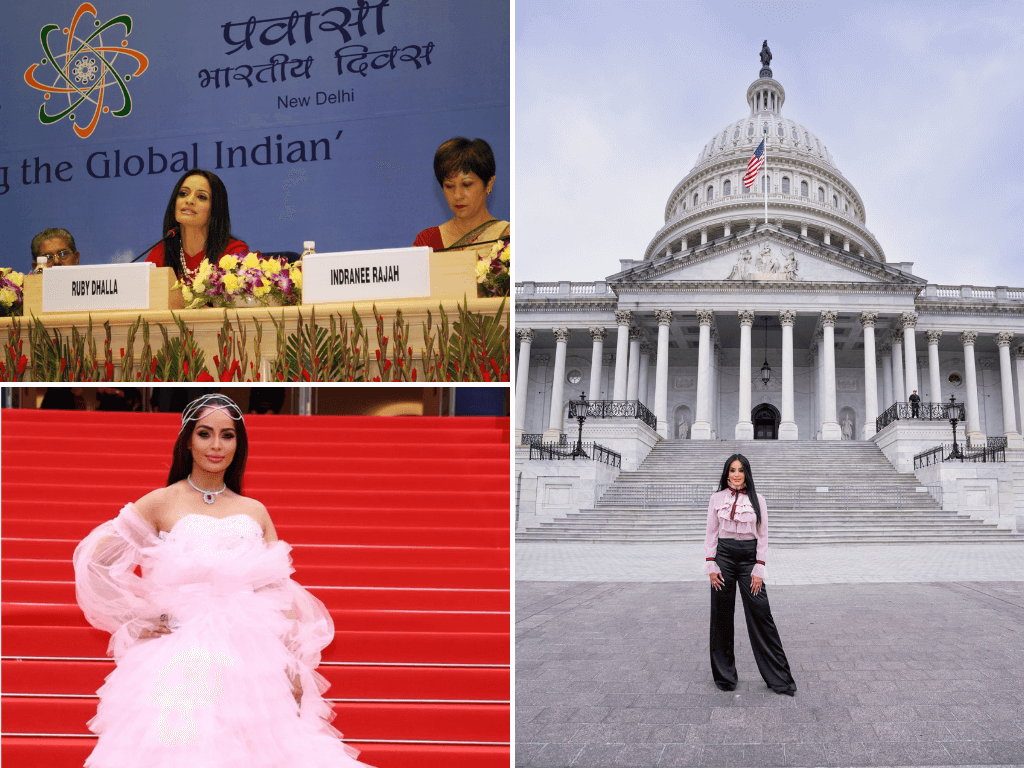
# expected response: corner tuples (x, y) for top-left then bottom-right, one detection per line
(23, 2), (148, 139)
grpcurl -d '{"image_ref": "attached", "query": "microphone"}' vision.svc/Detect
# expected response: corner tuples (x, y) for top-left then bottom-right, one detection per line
(130, 229), (178, 263)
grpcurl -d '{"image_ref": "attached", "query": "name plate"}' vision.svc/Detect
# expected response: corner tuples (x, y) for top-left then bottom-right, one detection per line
(301, 247), (431, 305)
(42, 263), (154, 313)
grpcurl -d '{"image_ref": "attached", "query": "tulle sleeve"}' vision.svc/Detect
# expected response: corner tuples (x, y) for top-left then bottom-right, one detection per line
(73, 503), (161, 660)
(279, 577), (334, 671)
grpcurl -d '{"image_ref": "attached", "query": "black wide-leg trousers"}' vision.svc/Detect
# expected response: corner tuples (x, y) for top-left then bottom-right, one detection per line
(710, 538), (796, 694)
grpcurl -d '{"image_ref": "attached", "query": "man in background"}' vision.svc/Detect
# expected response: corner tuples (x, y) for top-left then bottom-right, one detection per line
(30, 228), (80, 271)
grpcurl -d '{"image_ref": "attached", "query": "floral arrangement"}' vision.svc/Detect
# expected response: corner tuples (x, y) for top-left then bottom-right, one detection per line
(476, 240), (510, 297)
(174, 252), (302, 309)
(0, 268), (25, 317)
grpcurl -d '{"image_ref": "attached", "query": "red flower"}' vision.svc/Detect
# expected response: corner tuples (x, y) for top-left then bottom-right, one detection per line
(151, 359), (158, 375)
(375, 349), (381, 362)
(383, 359), (392, 374)
(119, 347), (125, 358)
(482, 371), (492, 382)
(60, 358), (67, 374)
(104, 361), (114, 379)
(213, 355), (221, 368)
(183, 360), (190, 375)
(17, 355), (27, 375)
(372, 376), (381, 382)
(0, 361), (6, 377)
(411, 368), (417, 381)
(197, 371), (215, 382)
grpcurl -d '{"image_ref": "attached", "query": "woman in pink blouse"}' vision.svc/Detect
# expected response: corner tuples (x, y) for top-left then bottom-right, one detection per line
(704, 454), (796, 696)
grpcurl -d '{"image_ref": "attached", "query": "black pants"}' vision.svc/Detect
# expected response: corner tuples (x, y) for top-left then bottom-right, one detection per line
(710, 538), (795, 694)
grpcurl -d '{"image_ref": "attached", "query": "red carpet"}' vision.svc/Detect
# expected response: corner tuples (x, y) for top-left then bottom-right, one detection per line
(1, 409), (511, 767)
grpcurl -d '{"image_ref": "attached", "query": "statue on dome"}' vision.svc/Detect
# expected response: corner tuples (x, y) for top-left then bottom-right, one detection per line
(759, 41), (772, 77)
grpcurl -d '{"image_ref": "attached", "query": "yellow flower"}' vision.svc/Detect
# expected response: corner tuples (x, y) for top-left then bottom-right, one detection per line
(243, 252), (260, 270)
(475, 258), (490, 282)
(197, 259), (213, 280)
(181, 285), (194, 304)
(219, 254), (239, 270)
(223, 273), (239, 293)
(253, 285), (270, 297)
(499, 245), (510, 264)
(290, 265), (303, 289)
(0, 288), (16, 306)
(8, 270), (24, 287)
(263, 258), (282, 275)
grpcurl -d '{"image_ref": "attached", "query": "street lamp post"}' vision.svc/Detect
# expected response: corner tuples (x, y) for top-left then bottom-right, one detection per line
(567, 392), (590, 460)
(947, 394), (964, 460)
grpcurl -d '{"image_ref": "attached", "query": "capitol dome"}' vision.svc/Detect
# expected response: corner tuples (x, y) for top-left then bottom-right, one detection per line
(644, 56), (886, 263)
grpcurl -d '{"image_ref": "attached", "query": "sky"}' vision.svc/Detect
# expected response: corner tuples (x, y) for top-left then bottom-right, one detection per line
(515, 0), (1024, 288)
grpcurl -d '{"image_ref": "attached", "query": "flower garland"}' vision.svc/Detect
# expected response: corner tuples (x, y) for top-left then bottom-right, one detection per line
(173, 252), (303, 309)
(0, 268), (26, 317)
(476, 240), (510, 297)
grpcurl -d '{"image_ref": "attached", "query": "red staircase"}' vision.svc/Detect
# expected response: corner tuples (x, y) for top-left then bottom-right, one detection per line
(1, 409), (511, 767)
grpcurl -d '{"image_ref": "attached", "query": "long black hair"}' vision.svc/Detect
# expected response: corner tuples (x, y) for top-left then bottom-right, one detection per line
(161, 169), (235, 280)
(717, 453), (761, 525)
(166, 395), (249, 494)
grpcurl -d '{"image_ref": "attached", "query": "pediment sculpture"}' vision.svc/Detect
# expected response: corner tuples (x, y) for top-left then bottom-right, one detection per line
(726, 244), (800, 281)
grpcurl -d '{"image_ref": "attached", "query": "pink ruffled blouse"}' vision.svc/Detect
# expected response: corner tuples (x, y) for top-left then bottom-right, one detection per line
(703, 486), (768, 580)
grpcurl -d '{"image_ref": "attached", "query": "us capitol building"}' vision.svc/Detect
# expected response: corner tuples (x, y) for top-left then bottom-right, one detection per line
(514, 45), (1024, 533)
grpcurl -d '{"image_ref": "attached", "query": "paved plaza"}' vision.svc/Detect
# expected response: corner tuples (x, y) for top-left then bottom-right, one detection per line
(515, 543), (1024, 767)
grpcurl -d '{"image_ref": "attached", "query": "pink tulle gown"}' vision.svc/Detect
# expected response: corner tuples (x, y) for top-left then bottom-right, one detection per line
(74, 504), (372, 768)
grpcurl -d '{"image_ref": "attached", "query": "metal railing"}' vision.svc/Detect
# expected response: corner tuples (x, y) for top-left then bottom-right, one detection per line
(914, 438), (1006, 469)
(528, 441), (622, 468)
(876, 401), (965, 432)
(583, 400), (658, 431)
(596, 483), (942, 509)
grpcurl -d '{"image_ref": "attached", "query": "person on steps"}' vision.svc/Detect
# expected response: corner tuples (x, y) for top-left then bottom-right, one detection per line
(704, 453), (796, 696)
(73, 393), (373, 767)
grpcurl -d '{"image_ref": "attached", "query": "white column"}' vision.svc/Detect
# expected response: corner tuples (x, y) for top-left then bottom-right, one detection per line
(736, 310), (754, 439)
(812, 332), (823, 439)
(638, 340), (652, 407)
(1015, 345), (1024, 436)
(778, 310), (798, 440)
(901, 312), (919, 402)
(612, 310), (631, 400)
(654, 310), (672, 438)
(961, 330), (985, 446)
(860, 312), (878, 439)
(625, 327), (642, 401)
(890, 330), (905, 403)
(514, 328), (534, 441)
(996, 333), (1023, 448)
(880, 341), (894, 409)
(820, 310), (841, 440)
(544, 328), (570, 440)
(588, 327), (606, 402)
(926, 330), (942, 406)
(710, 335), (720, 438)
(691, 309), (714, 440)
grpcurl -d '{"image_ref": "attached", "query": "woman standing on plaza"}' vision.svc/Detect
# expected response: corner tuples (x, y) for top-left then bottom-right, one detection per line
(704, 454), (796, 696)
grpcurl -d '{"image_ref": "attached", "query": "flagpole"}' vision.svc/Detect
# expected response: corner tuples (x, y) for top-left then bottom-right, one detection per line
(763, 130), (768, 224)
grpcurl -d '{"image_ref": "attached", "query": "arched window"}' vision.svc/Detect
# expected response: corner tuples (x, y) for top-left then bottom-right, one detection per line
(818, 187), (825, 203)
(707, 186), (714, 201)
(832, 195), (838, 207)
(791, 128), (798, 140)
(747, 124), (754, 137)
(723, 179), (731, 196)
(800, 180), (808, 197)
(782, 177), (790, 194)
(720, 132), (727, 147)
(694, 193), (699, 207)
(762, 174), (771, 193)
(733, 128), (740, 140)
(777, 124), (784, 136)
(743, 182), (749, 194)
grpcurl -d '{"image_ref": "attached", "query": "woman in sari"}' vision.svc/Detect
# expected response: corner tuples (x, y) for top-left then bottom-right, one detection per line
(413, 137), (509, 251)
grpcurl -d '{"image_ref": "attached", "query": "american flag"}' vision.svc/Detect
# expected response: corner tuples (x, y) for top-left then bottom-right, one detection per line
(743, 139), (765, 188)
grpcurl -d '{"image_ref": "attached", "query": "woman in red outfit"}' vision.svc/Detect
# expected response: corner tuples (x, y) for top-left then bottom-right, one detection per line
(704, 454), (796, 696)
(146, 169), (249, 281)
(413, 137), (509, 251)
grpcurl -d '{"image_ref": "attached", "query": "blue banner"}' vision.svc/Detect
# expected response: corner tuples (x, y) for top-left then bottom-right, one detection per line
(0, 0), (509, 269)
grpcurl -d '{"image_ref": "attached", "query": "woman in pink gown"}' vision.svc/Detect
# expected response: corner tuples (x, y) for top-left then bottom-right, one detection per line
(74, 394), (372, 767)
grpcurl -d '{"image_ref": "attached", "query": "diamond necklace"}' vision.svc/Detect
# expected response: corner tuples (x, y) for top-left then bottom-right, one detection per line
(187, 474), (226, 505)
